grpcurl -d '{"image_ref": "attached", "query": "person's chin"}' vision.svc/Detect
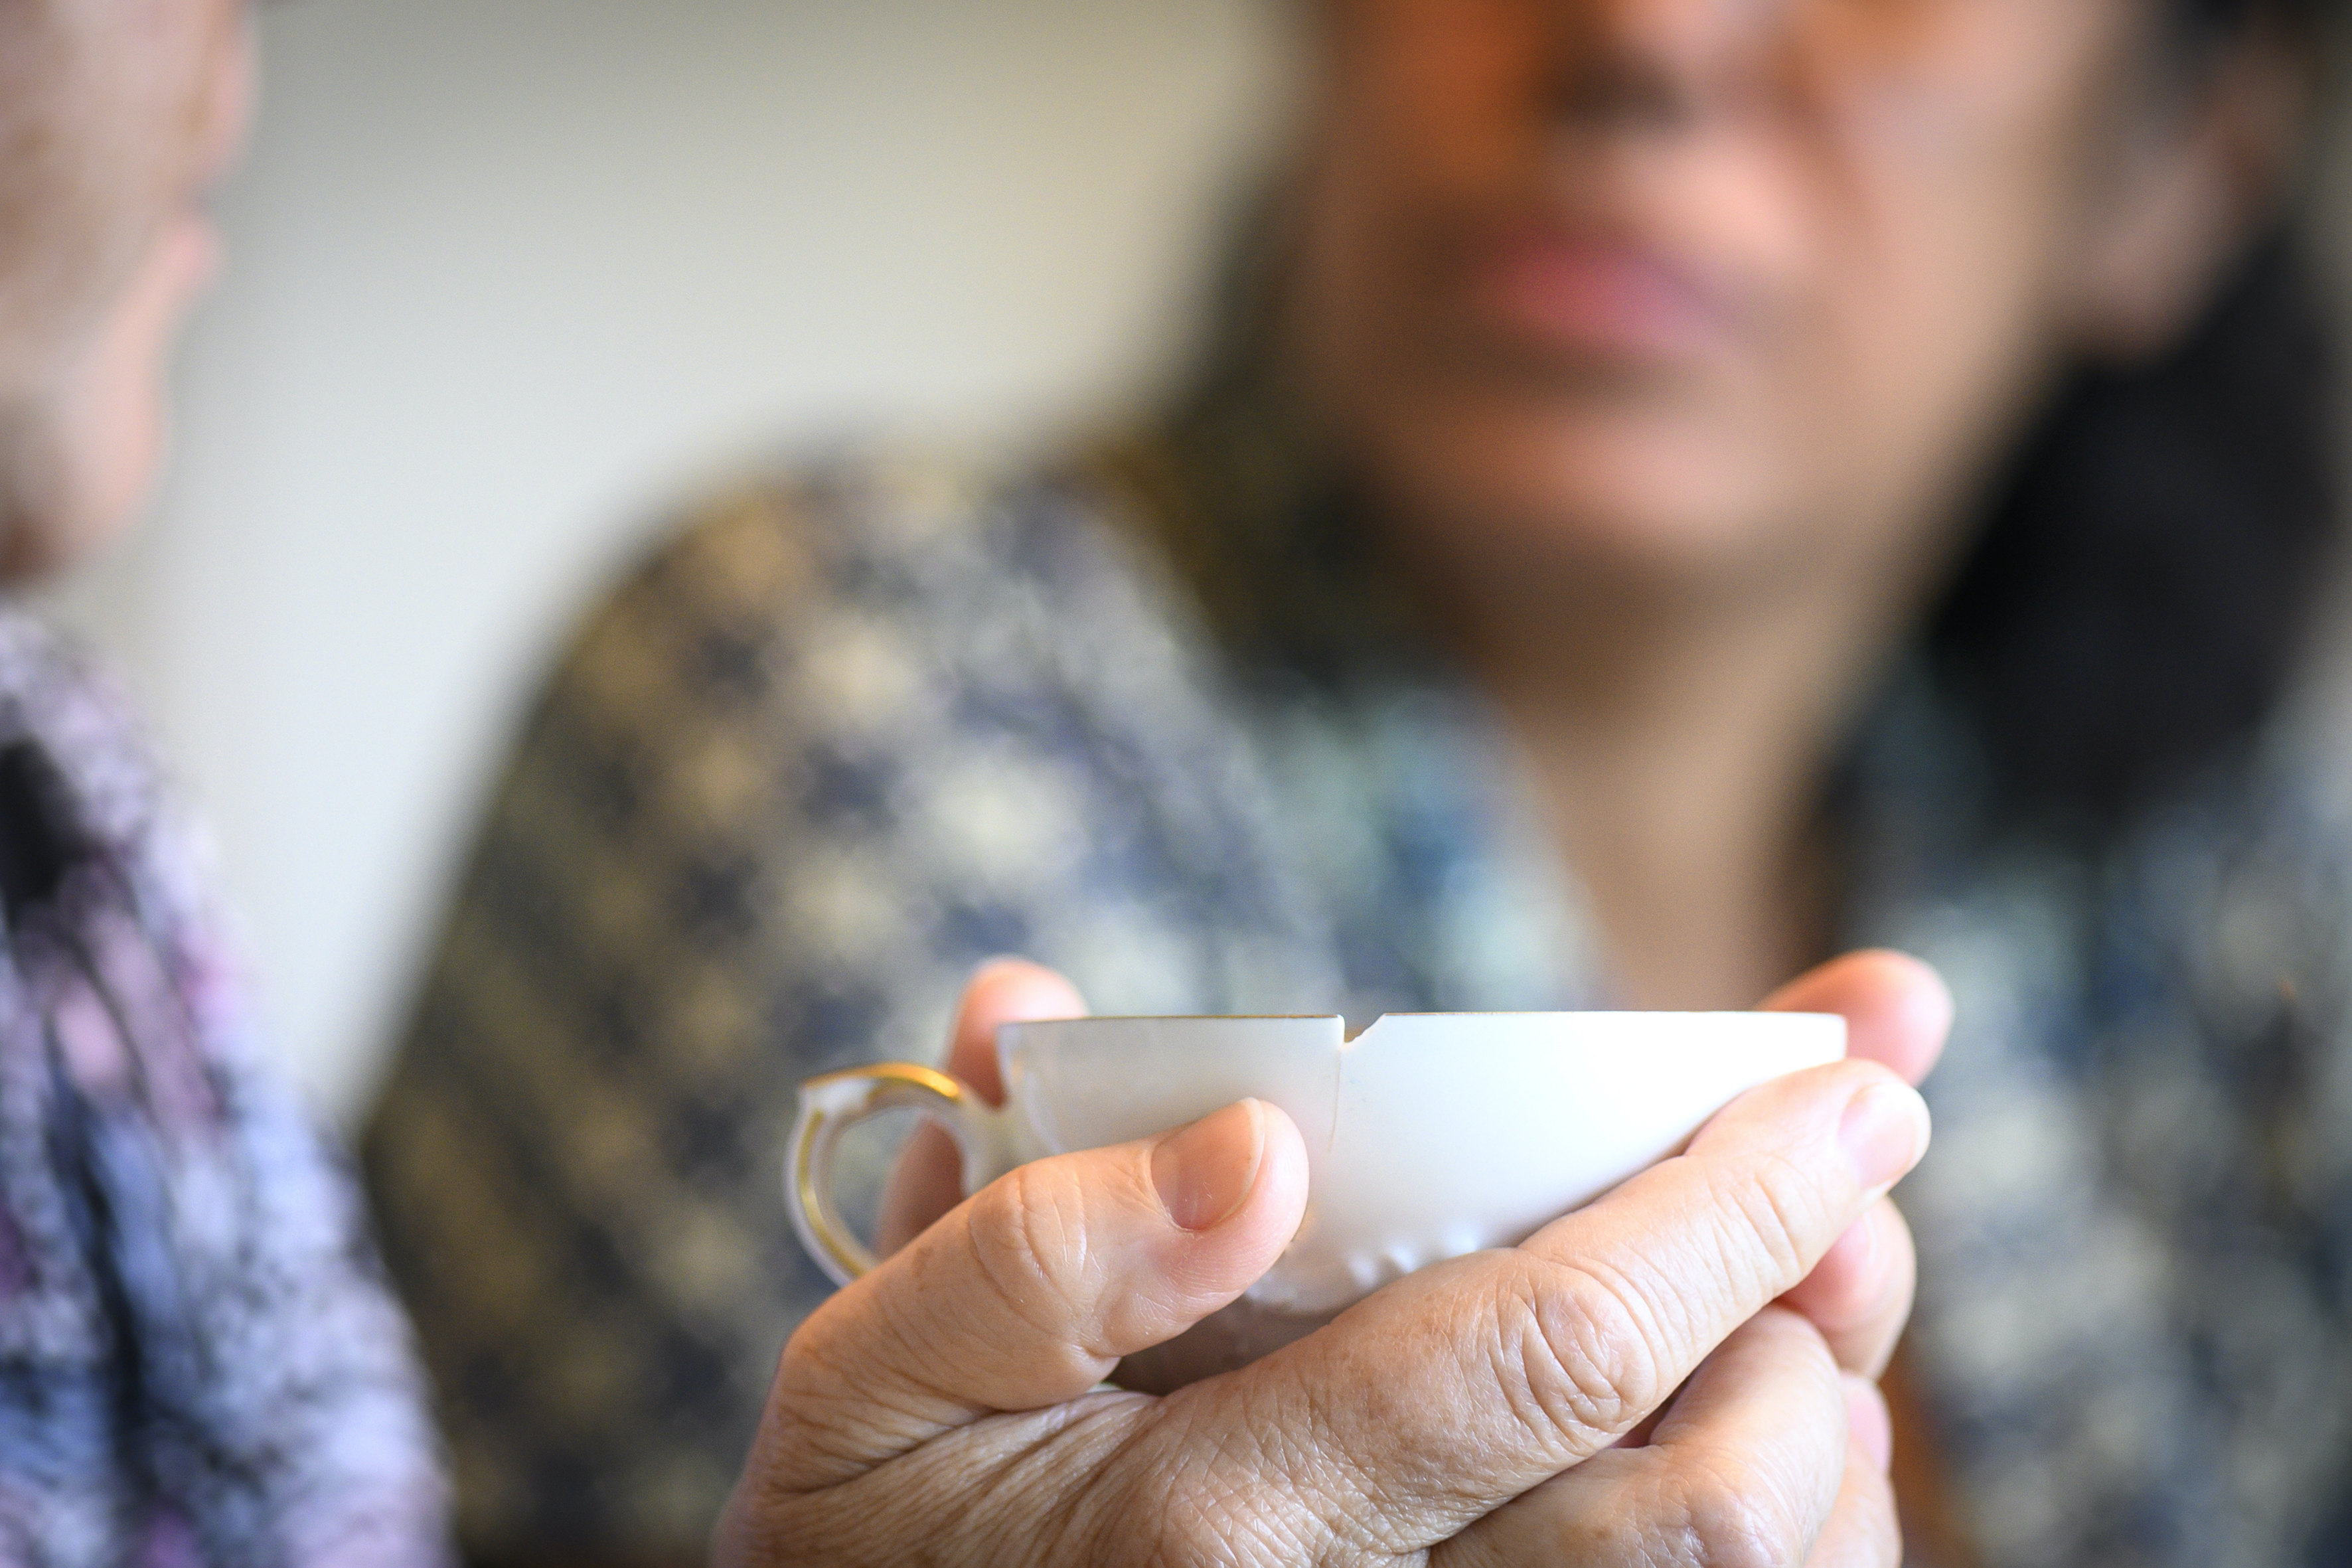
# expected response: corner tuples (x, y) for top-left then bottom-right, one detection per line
(1377, 412), (1795, 595)
(0, 498), (144, 585)
(0, 396), (162, 584)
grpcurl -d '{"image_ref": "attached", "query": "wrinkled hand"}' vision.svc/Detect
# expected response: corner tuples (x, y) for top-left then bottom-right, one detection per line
(715, 952), (1947, 1566)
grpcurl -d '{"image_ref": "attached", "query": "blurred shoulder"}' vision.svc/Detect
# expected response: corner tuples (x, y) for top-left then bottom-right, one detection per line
(627, 447), (1000, 605)
(611, 443), (1177, 612)
(538, 442), (1223, 736)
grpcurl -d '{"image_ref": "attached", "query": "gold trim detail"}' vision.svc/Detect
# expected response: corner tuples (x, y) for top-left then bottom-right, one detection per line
(792, 1063), (970, 1280)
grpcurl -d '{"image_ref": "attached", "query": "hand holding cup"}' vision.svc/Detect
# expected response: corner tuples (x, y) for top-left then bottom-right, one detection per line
(716, 952), (1945, 1565)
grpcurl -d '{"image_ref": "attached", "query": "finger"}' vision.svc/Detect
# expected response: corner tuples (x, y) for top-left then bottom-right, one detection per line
(1433, 1308), (1850, 1568)
(946, 956), (1089, 1105)
(1777, 1198), (1917, 1378)
(757, 1096), (1308, 1494)
(1804, 1379), (1902, 1568)
(875, 958), (1089, 1255)
(872, 1123), (965, 1259)
(1188, 1058), (1930, 1549)
(1843, 1373), (1892, 1476)
(1761, 949), (1952, 1089)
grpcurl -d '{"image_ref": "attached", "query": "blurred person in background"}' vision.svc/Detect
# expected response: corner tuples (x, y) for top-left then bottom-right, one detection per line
(4, 7), (1923, 1568)
(0, 0), (450, 1561)
(366, 0), (2352, 1564)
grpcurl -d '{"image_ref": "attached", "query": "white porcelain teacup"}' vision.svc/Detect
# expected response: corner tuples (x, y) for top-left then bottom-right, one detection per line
(787, 1010), (1844, 1355)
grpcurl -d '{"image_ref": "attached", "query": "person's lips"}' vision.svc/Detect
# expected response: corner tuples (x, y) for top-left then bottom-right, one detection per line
(1459, 228), (1741, 366)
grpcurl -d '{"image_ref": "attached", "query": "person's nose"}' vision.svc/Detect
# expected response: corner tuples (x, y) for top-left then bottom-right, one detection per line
(1547, 0), (1788, 135)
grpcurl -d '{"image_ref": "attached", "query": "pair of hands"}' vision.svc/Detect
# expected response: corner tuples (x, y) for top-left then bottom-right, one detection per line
(716, 951), (1948, 1565)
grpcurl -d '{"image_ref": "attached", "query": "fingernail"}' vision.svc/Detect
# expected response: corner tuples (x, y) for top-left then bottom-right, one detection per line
(1840, 1080), (1930, 1194)
(1845, 1376), (1893, 1475)
(1151, 1100), (1267, 1232)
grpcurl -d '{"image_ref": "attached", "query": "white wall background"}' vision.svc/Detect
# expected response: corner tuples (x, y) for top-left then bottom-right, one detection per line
(39, 0), (1293, 1121)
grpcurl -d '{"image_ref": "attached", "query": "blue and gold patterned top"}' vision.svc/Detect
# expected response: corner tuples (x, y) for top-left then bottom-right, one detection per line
(364, 450), (2352, 1567)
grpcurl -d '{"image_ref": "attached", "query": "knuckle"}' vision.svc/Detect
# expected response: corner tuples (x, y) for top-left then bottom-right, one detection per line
(1715, 1148), (1834, 1292)
(1486, 1255), (1672, 1449)
(1670, 1457), (1812, 1568)
(967, 1160), (1098, 1334)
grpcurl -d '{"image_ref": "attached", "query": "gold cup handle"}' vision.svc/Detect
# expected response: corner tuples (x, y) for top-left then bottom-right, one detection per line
(786, 1063), (1005, 1287)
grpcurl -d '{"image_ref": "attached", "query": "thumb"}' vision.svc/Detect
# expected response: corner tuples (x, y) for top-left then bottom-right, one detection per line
(756, 1097), (1308, 1493)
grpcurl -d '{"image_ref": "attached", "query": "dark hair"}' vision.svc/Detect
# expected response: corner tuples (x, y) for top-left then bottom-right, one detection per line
(2174, 0), (2335, 41)
(1927, 0), (2343, 830)
(1924, 238), (2338, 830)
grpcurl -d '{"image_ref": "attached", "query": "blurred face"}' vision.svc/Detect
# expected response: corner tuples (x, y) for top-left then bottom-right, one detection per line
(0, 0), (250, 578)
(1294, 0), (2195, 598)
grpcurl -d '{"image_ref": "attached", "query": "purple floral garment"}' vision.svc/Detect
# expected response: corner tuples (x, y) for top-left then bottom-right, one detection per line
(0, 611), (450, 1568)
